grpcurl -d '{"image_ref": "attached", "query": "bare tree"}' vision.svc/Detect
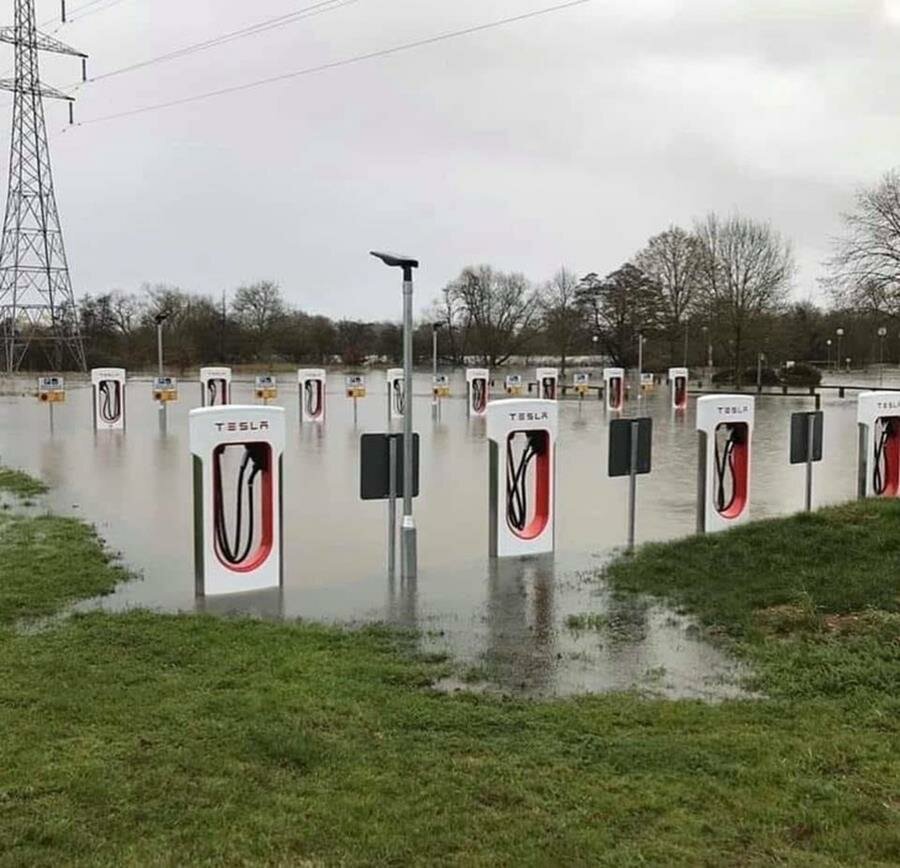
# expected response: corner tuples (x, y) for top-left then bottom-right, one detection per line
(826, 170), (900, 317)
(575, 264), (660, 367)
(540, 267), (583, 374)
(694, 213), (794, 385)
(633, 226), (700, 363)
(447, 265), (538, 366)
(231, 281), (286, 360)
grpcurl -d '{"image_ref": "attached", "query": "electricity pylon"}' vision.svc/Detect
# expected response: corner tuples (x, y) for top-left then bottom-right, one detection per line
(0, 0), (87, 372)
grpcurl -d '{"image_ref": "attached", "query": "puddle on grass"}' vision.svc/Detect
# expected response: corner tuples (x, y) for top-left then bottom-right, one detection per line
(0, 370), (873, 699)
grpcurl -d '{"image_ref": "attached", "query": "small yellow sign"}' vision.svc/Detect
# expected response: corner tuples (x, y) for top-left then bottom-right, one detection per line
(154, 388), (178, 403)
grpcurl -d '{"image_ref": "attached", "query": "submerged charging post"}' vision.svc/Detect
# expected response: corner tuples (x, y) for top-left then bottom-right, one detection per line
(91, 368), (126, 431)
(465, 368), (490, 417)
(487, 398), (558, 558)
(189, 405), (285, 596)
(298, 369), (326, 423)
(432, 374), (450, 420)
(603, 367), (625, 412)
(790, 410), (823, 512)
(370, 250), (419, 580)
(608, 417), (652, 551)
(505, 374), (524, 396)
(255, 376), (278, 405)
(200, 366), (232, 407)
(696, 394), (755, 533)
(536, 367), (559, 401)
(856, 392), (900, 498)
(386, 368), (404, 422)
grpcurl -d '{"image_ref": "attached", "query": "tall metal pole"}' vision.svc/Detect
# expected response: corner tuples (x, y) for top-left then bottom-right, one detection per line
(636, 332), (643, 400)
(402, 269), (417, 579)
(836, 328), (843, 374)
(157, 320), (165, 434)
(627, 420), (638, 552)
(805, 414), (814, 513)
(431, 324), (438, 421)
(682, 323), (689, 367)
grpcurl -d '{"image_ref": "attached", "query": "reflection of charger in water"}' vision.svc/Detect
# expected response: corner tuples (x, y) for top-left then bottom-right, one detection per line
(212, 443), (269, 567)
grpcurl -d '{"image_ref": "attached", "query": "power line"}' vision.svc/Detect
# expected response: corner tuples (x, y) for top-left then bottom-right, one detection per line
(74, 0), (594, 127)
(88, 0), (359, 85)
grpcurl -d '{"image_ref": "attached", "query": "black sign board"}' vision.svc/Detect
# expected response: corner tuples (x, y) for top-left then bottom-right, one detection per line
(790, 411), (824, 465)
(608, 418), (653, 478)
(360, 433), (420, 500)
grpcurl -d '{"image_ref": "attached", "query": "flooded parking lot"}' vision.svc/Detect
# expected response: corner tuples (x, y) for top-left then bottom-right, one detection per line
(0, 371), (874, 698)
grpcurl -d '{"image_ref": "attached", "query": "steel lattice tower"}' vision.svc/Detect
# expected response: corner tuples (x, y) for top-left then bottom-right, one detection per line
(0, 0), (86, 372)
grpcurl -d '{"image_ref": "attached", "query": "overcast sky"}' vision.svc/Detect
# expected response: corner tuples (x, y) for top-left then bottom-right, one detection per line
(12, 0), (900, 319)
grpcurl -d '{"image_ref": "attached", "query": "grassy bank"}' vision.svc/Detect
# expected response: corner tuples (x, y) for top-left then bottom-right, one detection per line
(0, 470), (898, 866)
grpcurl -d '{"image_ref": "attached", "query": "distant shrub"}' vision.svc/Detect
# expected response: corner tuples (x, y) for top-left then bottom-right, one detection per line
(712, 367), (780, 387)
(780, 362), (822, 388)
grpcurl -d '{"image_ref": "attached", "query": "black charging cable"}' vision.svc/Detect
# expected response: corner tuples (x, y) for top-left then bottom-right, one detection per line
(392, 380), (405, 415)
(714, 425), (744, 513)
(213, 444), (267, 566)
(472, 378), (486, 413)
(506, 432), (544, 531)
(98, 380), (121, 423)
(304, 379), (322, 416)
(873, 420), (894, 495)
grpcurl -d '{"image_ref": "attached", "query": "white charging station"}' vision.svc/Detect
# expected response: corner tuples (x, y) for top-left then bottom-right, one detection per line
(466, 368), (489, 417)
(298, 369), (326, 423)
(505, 374), (524, 396)
(91, 368), (126, 430)
(536, 367), (559, 401)
(668, 367), (689, 411)
(603, 367), (625, 411)
(857, 391), (900, 498)
(189, 405), (285, 596)
(386, 368), (404, 421)
(255, 375), (277, 402)
(696, 394), (754, 533)
(37, 375), (65, 403)
(200, 366), (232, 407)
(488, 398), (558, 558)
(153, 376), (178, 403)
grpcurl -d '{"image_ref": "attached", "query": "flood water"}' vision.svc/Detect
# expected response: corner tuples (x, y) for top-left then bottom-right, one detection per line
(0, 371), (875, 699)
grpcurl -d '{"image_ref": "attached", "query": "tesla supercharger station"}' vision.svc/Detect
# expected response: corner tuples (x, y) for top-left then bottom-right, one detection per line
(488, 398), (558, 558)
(386, 368), (405, 421)
(857, 391), (900, 498)
(298, 369), (326, 423)
(200, 366), (232, 407)
(604, 367), (625, 412)
(536, 367), (559, 401)
(91, 368), (126, 430)
(696, 394), (755, 533)
(190, 405), (285, 596)
(669, 367), (689, 411)
(466, 368), (489, 417)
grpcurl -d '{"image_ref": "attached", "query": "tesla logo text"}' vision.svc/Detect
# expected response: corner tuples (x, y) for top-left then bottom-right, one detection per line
(214, 421), (271, 432)
(717, 405), (750, 416)
(508, 412), (550, 421)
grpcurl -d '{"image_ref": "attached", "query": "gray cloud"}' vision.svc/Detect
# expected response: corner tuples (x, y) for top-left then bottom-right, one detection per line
(11, 0), (897, 318)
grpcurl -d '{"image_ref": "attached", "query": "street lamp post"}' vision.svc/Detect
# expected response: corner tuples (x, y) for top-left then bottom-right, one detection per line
(836, 328), (844, 374)
(826, 338), (832, 371)
(636, 332), (644, 400)
(878, 327), (888, 386)
(154, 312), (169, 434)
(431, 322), (443, 420)
(371, 251), (419, 580)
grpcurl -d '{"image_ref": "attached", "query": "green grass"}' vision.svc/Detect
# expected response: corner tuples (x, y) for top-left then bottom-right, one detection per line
(0, 472), (898, 865)
(0, 466), (47, 499)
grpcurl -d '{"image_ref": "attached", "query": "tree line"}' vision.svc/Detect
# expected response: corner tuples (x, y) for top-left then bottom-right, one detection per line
(74, 171), (900, 381)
